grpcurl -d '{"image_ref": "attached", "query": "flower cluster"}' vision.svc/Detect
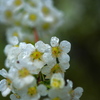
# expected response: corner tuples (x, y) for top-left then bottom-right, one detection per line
(0, 0), (63, 43)
(0, 36), (83, 100)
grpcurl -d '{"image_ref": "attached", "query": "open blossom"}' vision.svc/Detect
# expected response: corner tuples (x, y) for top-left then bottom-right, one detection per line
(0, 36), (83, 100)
(0, 68), (15, 97)
(41, 36), (71, 78)
(10, 79), (47, 100)
(0, 0), (63, 35)
(6, 26), (34, 44)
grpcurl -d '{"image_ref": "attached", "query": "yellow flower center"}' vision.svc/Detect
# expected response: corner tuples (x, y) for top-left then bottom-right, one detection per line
(14, 21), (21, 26)
(42, 6), (50, 15)
(18, 68), (30, 78)
(51, 79), (61, 88)
(29, 14), (37, 21)
(6, 78), (12, 87)
(51, 64), (62, 73)
(12, 32), (19, 37)
(27, 87), (37, 96)
(14, 93), (21, 99)
(5, 10), (12, 19)
(52, 97), (60, 100)
(30, 50), (43, 60)
(14, 0), (22, 6)
(52, 47), (61, 57)
(42, 23), (50, 30)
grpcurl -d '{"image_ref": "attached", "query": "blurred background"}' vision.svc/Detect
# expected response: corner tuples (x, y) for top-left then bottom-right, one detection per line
(0, 0), (100, 100)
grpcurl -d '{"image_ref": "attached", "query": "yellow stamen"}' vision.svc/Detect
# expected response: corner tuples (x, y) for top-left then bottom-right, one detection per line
(52, 97), (60, 100)
(51, 79), (61, 88)
(6, 78), (12, 87)
(51, 64), (62, 73)
(14, 0), (22, 6)
(27, 87), (37, 96)
(42, 6), (50, 15)
(18, 68), (30, 78)
(29, 14), (37, 21)
(13, 32), (19, 37)
(42, 23), (50, 30)
(52, 47), (61, 57)
(5, 10), (12, 19)
(30, 50), (42, 60)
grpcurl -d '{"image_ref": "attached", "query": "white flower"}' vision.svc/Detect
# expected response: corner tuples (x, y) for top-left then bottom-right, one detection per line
(10, 81), (47, 100)
(10, 64), (35, 89)
(18, 40), (50, 74)
(0, 68), (14, 97)
(6, 27), (23, 44)
(6, 26), (34, 43)
(50, 73), (65, 89)
(65, 80), (84, 100)
(42, 37), (71, 77)
(47, 88), (70, 100)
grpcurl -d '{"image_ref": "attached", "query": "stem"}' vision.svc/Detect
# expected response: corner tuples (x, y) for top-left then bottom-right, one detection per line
(33, 28), (39, 42)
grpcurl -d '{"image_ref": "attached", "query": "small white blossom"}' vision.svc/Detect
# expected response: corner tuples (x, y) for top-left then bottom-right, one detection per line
(50, 73), (65, 89)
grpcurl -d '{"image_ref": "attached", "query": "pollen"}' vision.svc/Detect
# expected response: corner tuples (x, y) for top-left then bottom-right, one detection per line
(6, 78), (12, 87)
(18, 68), (30, 78)
(52, 47), (61, 57)
(12, 32), (19, 37)
(51, 64), (62, 73)
(14, 0), (22, 6)
(30, 50), (43, 60)
(42, 23), (50, 30)
(5, 10), (12, 19)
(42, 6), (50, 15)
(51, 79), (61, 88)
(29, 14), (37, 21)
(27, 87), (37, 96)
(52, 97), (60, 100)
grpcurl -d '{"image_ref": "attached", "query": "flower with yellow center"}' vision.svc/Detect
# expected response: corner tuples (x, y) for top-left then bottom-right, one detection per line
(18, 68), (30, 78)
(14, 0), (22, 6)
(42, 22), (51, 30)
(42, 6), (50, 15)
(5, 10), (12, 19)
(30, 50), (43, 61)
(51, 79), (61, 88)
(6, 78), (12, 87)
(51, 73), (65, 89)
(52, 47), (62, 57)
(12, 32), (19, 37)
(52, 97), (60, 100)
(51, 64), (62, 73)
(29, 14), (37, 21)
(27, 87), (37, 97)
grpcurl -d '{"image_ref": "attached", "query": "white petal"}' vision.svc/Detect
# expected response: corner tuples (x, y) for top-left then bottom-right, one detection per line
(60, 62), (70, 71)
(42, 53), (56, 65)
(67, 80), (73, 88)
(10, 94), (19, 100)
(10, 36), (19, 45)
(37, 84), (47, 96)
(60, 40), (71, 53)
(73, 87), (83, 99)
(0, 79), (7, 91)
(35, 41), (50, 52)
(0, 69), (7, 78)
(2, 87), (11, 97)
(59, 53), (70, 63)
(50, 37), (59, 47)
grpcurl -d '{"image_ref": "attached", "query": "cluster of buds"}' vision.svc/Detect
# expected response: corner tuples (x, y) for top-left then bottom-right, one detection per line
(0, 0), (63, 43)
(0, 36), (83, 100)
